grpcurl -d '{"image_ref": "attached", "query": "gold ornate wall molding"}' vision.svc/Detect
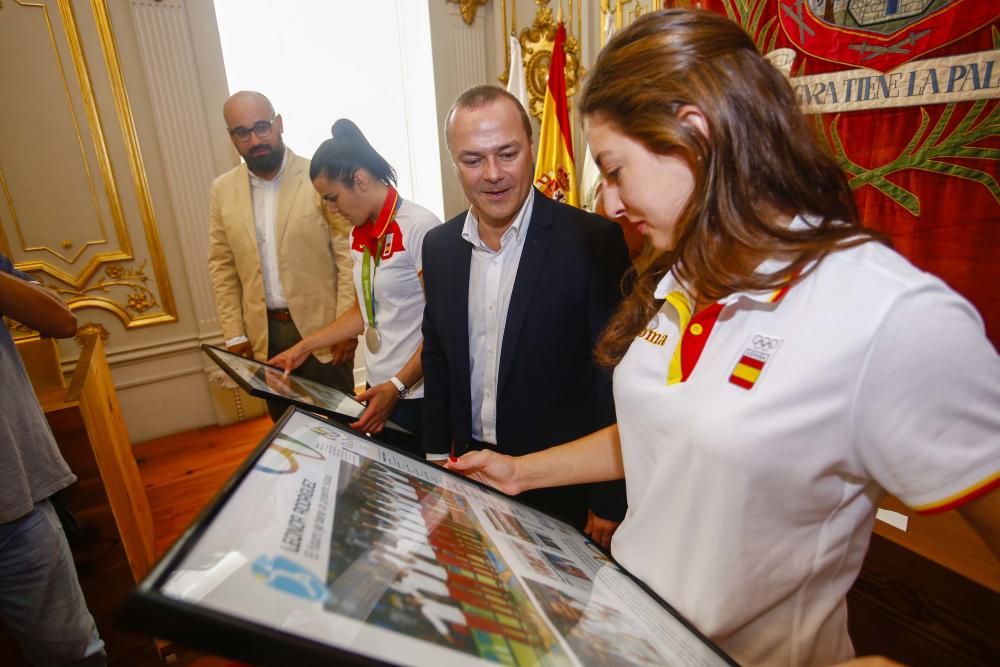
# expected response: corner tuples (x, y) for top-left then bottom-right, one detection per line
(447, 0), (489, 25)
(519, 0), (582, 119)
(601, 1), (661, 45)
(0, 0), (176, 330)
(74, 320), (109, 347)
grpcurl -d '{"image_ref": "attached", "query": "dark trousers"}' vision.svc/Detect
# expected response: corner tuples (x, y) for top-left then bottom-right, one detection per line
(266, 317), (354, 422)
(390, 397), (423, 435)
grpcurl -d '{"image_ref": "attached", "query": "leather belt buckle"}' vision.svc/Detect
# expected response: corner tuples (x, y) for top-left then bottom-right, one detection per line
(267, 309), (292, 322)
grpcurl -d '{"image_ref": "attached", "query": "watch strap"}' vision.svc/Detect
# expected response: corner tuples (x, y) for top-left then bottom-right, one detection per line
(389, 375), (408, 398)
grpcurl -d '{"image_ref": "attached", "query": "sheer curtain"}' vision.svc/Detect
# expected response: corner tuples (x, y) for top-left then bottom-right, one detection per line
(213, 0), (444, 219)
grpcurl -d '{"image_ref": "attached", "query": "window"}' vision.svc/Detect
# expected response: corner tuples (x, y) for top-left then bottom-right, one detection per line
(213, 0), (444, 219)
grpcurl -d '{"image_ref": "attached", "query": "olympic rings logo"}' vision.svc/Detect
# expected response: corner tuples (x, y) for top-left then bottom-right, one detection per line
(256, 435), (326, 475)
(752, 335), (779, 351)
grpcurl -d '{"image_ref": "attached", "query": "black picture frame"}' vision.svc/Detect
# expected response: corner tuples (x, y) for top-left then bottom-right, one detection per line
(201, 343), (415, 447)
(121, 408), (736, 666)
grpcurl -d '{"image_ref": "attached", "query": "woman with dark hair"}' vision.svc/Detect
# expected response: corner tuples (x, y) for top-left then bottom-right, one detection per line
(449, 9), (999, 666)
(270, 119), (441, 443)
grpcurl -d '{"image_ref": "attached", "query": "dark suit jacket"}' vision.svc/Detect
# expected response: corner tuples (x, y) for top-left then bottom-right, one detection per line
(421, 189), (630, 528)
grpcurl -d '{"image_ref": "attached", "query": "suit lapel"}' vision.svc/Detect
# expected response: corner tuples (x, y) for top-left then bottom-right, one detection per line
(275, 150), (301, 251)
(498, 190), (553, 392)
(450, 226), (474, 397)
(235, 164), (258, 251)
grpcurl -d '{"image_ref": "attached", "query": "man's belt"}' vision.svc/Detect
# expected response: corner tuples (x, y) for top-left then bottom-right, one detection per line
(267, 308), (292, 322)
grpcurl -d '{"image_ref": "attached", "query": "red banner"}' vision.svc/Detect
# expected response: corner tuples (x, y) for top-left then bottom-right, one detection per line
(686, 0), (999, 347)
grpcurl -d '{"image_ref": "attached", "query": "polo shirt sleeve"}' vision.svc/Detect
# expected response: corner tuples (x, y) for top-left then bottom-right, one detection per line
(850, 279), (1000, 513)
(404, 207), (442, 276)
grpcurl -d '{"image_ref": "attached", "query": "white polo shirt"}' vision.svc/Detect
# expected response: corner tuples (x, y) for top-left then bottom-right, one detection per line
(352, 199), (441, 398)
(610, 222), (1000, 666)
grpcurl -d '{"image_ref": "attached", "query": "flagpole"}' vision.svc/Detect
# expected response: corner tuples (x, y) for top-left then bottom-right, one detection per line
(501, 0), (510, 82)
(577, 0), (582, 50)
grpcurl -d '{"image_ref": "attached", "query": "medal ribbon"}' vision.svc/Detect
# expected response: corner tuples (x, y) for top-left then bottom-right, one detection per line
(360, 186), (400, 329)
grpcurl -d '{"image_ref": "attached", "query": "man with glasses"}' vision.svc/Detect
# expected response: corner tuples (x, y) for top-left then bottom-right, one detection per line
(208, 91), (356, 420)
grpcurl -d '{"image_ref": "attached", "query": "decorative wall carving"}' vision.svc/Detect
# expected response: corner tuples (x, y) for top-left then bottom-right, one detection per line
(0, 0), (176, 330)
(447, 0), (489, 25)
(75, 321), (110, 347)
(519, 1), (582, 118)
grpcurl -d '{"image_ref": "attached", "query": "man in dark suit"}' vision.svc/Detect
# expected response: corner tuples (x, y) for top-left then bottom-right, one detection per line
(421, 85), (630, 546)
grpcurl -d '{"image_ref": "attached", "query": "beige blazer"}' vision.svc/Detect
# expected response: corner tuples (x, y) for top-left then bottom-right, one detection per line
(207, 149), (355, 363)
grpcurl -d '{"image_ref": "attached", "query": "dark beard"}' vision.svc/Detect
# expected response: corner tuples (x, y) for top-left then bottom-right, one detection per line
(245, 144), (284, 174)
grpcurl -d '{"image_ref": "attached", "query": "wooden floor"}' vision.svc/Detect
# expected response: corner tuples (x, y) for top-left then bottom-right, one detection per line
(127, 415), (998, 667)
(133, 415), (274, 667)
(137, 416), (271, 557)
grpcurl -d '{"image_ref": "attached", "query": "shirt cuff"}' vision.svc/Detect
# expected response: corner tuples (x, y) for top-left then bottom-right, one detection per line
(225, 335), (249, 348)
(425, 453), (450, 462)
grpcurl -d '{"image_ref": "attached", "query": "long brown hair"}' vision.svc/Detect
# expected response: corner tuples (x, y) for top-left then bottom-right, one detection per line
(582, 9), (881, 367)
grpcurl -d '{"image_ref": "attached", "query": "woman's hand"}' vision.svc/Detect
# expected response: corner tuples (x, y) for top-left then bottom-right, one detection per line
(268, 341), (311, 375)
(446, 450), (523, 496)
(351, 382), (399, 434)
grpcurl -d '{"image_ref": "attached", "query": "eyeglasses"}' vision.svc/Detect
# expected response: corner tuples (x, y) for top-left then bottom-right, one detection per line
(228, 117), (276, 142)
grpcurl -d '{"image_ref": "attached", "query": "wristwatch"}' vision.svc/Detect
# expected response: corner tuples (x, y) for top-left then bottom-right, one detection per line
(389, 376), (409, 399)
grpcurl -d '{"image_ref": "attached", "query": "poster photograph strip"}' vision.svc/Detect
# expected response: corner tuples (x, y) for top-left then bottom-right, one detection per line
(201, 344), (411, 435)
(127, 409), (735, 666)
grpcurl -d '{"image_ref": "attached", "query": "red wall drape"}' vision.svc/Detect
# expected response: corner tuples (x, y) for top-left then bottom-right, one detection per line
(688, 1), (999, 347)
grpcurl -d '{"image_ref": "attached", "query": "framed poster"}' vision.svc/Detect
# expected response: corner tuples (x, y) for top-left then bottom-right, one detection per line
(124, 408), (735, 666)
(202, 344), (411, 436)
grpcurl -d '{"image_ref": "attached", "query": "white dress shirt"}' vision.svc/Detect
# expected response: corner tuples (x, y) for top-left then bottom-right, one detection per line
(249, 150), (289, 311)
(226, 151), (288, 348)
(463, 190), (535, 444)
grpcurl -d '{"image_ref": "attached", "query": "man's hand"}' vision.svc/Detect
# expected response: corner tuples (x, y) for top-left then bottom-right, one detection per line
(227, 341), (253, 358)
(584, 510), (621, 550)
(329, 338), (358, 365)
(351, 382), (399, 434)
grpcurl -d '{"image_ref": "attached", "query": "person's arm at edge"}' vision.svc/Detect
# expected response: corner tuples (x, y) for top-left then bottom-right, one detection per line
(0, 269), (76, 338)
(449, 424), (625, 496)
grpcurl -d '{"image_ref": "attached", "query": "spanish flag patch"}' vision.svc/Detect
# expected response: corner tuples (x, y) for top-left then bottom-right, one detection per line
(729, 334), (782, 391)
(730, 354), (764, 389)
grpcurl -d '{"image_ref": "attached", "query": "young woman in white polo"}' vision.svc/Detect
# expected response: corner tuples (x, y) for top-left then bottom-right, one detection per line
(270, 119), (440, 447)
(449, 10), (1000, 667)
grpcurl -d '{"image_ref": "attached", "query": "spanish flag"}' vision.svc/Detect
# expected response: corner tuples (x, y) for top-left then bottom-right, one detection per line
(533, 21), (577, 207)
